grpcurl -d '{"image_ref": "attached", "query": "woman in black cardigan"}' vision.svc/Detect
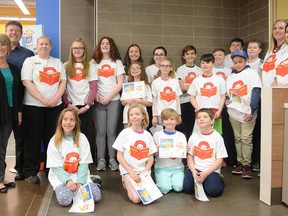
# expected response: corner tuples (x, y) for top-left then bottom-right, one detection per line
(0, 34), (23, 193)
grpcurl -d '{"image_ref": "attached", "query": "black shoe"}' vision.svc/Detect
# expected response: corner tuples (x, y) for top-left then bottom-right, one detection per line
(15, 172), (25, 181)
(0, 186), (8, 193)
(90, 175), (102, 189)
(25, 176), (40, 184)
(4, 182), (16, 187)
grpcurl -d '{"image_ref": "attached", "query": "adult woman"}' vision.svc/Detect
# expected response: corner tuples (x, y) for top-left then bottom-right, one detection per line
(21, 35), (66, 184)
(0, 34), (22, 193)
(91, 36), (125, 171)
(123, 44), (143, 75)
(62, 38), (98, 138)
(262, 19), (288, 87)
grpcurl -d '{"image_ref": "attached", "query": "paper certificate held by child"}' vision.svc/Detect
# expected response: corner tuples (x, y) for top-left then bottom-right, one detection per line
(69, 183), (95, 213)
(158, 137), (187, 158)
(227, 92), (251, 114)
(121, 81), (145, 100)
(194, 180), (209, 202)
(130, 172), (163, 204)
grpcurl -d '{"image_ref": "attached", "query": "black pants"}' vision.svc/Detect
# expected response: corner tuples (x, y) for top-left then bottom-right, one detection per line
(13, 123), (24, 174)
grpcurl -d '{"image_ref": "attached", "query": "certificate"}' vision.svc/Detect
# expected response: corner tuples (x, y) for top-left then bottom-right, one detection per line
(121, 81), (145, 100)
(158, 137), (187, 158)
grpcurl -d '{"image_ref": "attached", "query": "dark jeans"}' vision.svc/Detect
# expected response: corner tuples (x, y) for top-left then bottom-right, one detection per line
(13, 123), (24, 174)
(183, 169), (224, 197)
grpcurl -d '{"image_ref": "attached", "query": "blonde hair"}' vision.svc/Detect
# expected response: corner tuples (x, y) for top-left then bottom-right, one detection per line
(54, 108), (81, 148)
(0, 34), (11, 55)
(161, 108), (180, 123)
(268, 19), (288, 53)
(156, 58), (176, 79)
(65, 38), (90, 78)
(127, 103), (149, 128)
(37, 35), (52, 46)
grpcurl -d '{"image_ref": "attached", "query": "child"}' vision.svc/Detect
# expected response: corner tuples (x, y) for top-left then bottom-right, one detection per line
(91, 36), (125, 171)
(247, 39), (263, 76)
(151, 58), (182, 127)
(176, 45), (202, 140)
(46, 108), (101, 206)
(153, 108), (187, 194)
(112, 104), (157, 203)
(183, 108), (227, 197)
(212, 48), (232, 80)
(226, 49), (262, 179)
(224, 38), (244, 70)
(121, 62), (152, 127)
(123, 44), (143, 75)
(188, 54), (226, 134)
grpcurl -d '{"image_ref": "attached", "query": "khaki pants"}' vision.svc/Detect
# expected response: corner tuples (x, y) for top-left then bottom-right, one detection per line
(229, 117), (256, 166)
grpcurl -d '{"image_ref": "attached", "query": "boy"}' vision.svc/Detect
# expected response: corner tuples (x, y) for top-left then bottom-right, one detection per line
(176, 45), (202, 140)
(212, 48), (232, 80)
(226, 49), (262, 179)
(183, 108), (228, 197)
(153, 108), (187, 194)
(247, 39), (263, 76)
(224, 38), (244, 70)
(187, 54), (226, 134)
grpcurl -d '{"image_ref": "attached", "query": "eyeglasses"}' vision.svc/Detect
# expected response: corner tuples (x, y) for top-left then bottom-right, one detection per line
(154, 53), (165, 57)
(131, 67), (141, 70)
(73, 47), (84, 51)
(160, 64), (171, 68)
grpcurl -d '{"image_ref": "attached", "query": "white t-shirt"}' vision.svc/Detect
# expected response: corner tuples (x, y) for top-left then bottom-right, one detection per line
(188, 130), (227, 174)
(21, 55), (66, 107)
(153, 130), (187, 169)
(274, 44), (288, 86)
(226, 67), (262, 122)
(247, 58), (263, 76)
(66, 62), (98, 106)
(212, 66), (232, 80)
(112, 128), (157, 175)
(176, 64), (202, 104)
(46, 133), (93, 190)
(121, 83), (152, 124)
(187, 74), (226, 109)
(145, 64), (159, 84)
(151, 77), (182, 116)
(91, 59), (125, 101)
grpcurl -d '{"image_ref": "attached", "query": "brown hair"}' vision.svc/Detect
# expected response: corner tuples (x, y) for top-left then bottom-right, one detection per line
(161, 108), (180, 123)
(127, 62), (149, 85)
(197, 108), (214, 120)
(127, 103), (149, 128)
(0, 34), (11, 55)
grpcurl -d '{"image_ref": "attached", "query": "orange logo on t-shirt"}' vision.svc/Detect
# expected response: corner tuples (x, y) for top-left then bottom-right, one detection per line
(130, 140), (149, 160)
(194, 141), (214, 160)
(98, 64), (114, 78)
(39, 67), (60, 85)
(184, 72), (197, 84)
(229, 80), (248, 97)
(160, 86), (176, 102)
(70, 67), (86, 81)
(215, 71), (226, 80)
(63, 152), (80, 174)
(263, 53), (277, 72)
(200, 82), (217, 97)
(276, 58), (288, 77)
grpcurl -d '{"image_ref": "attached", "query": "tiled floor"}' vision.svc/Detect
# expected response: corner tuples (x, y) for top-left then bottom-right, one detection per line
(1, 136), (288, 216)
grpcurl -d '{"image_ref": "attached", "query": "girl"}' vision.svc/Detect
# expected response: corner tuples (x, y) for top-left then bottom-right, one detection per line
(123, 44), (143, 75)
(62, 38), (98, 138)
(46, 108), (101, 206)
(112, 104), (157, 203)
(151, 58), (182, 127)
(91, 37), (125, 171)
(121, 62), (152, 128)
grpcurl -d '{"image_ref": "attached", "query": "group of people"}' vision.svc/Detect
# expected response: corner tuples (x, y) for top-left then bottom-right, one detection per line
(0, 18), (288, 206)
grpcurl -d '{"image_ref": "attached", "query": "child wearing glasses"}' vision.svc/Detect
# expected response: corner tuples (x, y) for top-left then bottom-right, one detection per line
(151, 58), (182, 127)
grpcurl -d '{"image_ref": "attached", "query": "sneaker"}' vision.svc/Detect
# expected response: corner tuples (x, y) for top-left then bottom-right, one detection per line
(252, 163), (260, 172)
(232, 164), (243, 175)
(242, 165), (253, 179)
(25, 176), (40, 184)
(90, 175), (102, 188)
(109, 159), (119, 171)
(97, 158), (106, 171)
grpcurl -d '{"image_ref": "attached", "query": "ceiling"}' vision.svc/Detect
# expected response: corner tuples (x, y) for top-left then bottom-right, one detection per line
(0, 0), (35, 7)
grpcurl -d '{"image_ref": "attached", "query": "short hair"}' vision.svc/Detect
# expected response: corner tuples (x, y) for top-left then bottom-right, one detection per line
(197, 108), (214, 120)
(5, 20), (23, 33)
(161, 108), (180, 123)
(230, 37), (244, 48)
(37, 35), (52, 46)
(0, 34), (12, 55)
(127, 103), (149, 128)
(200, 53), (215, 63)
(248, 39), (262, 49)
(212, 48), (226, 54)
(181, 45), (197, 64)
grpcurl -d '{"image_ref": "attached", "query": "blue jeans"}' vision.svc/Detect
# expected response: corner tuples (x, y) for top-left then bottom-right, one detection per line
(183, 169), (224, 197)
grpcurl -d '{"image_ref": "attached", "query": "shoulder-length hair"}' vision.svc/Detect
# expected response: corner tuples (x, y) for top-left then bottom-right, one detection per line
(65, 38), (90, 78)
(0, 34), (11, 55)
(127, 62), (149, 85)
(127, 103), (149, 128)
(54, 108), (81, 148)
(123, 44), (143, 72)
(156, 58), (176, 79)
(92, 36), (121, 63)
(268, 19), (288, 53)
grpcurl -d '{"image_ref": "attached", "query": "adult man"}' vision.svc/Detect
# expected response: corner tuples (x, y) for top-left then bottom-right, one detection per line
(6, 20), (34, 180)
